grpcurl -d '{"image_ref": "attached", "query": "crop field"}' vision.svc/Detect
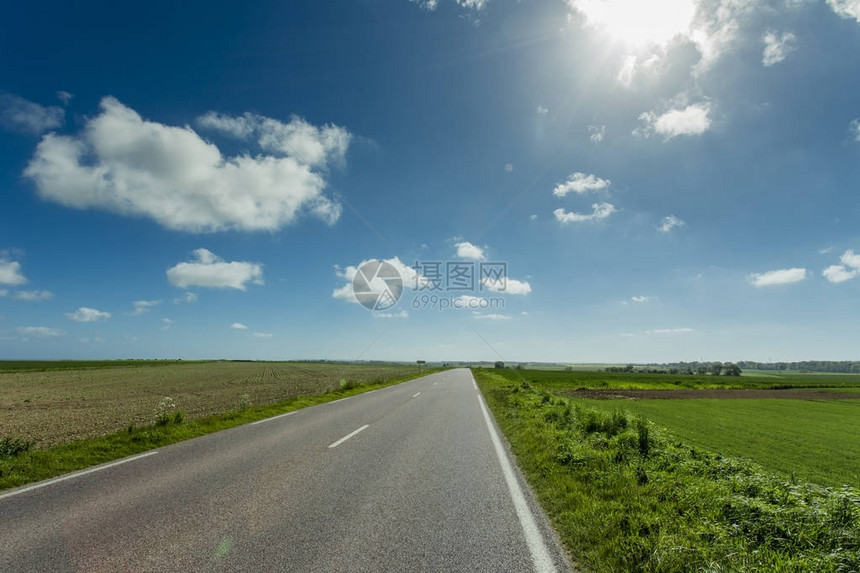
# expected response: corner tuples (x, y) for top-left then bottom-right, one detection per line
(490, 368), (860, 488)
(0, 361), (420, 447)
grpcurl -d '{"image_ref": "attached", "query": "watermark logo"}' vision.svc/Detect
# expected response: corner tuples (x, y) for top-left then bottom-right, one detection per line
(348, 259), (509, 313)
(352, 260), (403, 311)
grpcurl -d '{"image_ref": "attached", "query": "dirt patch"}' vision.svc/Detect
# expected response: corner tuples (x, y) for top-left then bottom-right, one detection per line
(561, 388), (860, 400)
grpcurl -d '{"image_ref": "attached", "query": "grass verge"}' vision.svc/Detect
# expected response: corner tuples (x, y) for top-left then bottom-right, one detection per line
(0, 371), (436, 492)
(474, 369), (860, 572)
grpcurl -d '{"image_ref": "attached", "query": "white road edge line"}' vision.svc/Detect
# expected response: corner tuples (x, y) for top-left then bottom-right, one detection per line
(327, 424), (370, 449)
(477, 394), (558, 573)
(0, 451), (160, 502)
(250, 411), (296, 426)
(412, 392), (421, 398)
(473, 380), (478, 390)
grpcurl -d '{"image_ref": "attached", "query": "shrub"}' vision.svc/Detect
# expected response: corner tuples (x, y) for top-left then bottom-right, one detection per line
(0, 436), (34, 459)
(339, 378), (360, 391)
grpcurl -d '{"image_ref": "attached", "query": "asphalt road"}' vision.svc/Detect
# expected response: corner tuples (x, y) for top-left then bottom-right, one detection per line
(0, 368), (571, 572)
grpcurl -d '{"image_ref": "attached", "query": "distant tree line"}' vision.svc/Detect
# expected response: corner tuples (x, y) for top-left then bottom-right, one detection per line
(605, 362), (742, 376)
(736, 360), (860, 373)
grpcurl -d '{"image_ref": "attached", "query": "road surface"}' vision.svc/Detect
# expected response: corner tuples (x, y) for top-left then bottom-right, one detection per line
(0, 368), (570, 572)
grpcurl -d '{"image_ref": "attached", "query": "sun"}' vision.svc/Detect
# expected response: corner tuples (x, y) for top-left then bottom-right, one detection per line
(572, 0), (696, 48)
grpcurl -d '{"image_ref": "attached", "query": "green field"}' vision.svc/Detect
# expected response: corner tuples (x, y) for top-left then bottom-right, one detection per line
(490, 368), (860, 487)
(582, 398), (860, 487)
(488, 367), (860, 390)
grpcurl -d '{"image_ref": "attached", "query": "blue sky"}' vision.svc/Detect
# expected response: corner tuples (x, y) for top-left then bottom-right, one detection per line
(1, 0), (859, 362)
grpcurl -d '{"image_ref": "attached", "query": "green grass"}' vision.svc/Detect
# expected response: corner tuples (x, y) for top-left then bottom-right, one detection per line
(0, 370), (436, 492)
(581, 398), (860, 488)
(474, 369), (860, 572)
(491, 367), (860, 390)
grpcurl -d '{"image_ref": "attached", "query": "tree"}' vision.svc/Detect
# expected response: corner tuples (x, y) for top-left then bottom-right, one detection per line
(696, 365), (708, 376)
(710, 362), (723, 376)
(494, 361), (505, 369)
(723, 363), (742, 376)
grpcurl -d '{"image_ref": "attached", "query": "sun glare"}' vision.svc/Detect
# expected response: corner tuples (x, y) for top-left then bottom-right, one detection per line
(573, 0), (695, 47)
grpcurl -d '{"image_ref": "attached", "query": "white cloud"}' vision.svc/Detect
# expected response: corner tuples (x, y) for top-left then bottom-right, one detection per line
(659, 214), (686, 233)
(0, 93), (65, 134)
(13, 290), (53, 301)
(162, 318), (173, 324)
(616, 53), (663, 87)
(827, 0), (860, 23)
(631, 296), (657, 303)
(689, 0), (757, 75)
(231, 322), (249, 330)
(636, 103), (711, 139)
(823, 265), (857, 283)
(454, 241), (486, 261)
(587, 125), (605, 142)
(537, 105), (549, 115)
(410, 0), (439, 9)
(253, 332), (273, 338)
(566, 0), (763, 89)
(481, 277), (532, 295)
(0, 259), (27, 285)
(554, 203), (616, 224)
(167, 249), (263, 290)
(131, 300), (161, 315)
(645, 327), (693, 334)
(748, 267), (807, 287)
(24, 97), (346, 233)
(173, 291), (198, 304)
(553, 172), (611, 197)
(823, 249), (860, 283)
(374, 310), (409, 319)
(529, 214), (538, 221)
(456, 0), (489, 9)
(197, 111), (350, 169)
(56, 91), (73, 105)
(850, 118), (860, 142)
(473, 313), (511, 320)
(762, 30), (796, 67)
(0, 289), (6, 297)
(17, 326), (65, 337)
(66, 307), (111, 322)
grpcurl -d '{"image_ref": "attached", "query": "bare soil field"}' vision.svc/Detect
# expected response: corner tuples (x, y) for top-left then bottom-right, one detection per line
(0, 362), (418, 446)
(562, 387), (860, 400)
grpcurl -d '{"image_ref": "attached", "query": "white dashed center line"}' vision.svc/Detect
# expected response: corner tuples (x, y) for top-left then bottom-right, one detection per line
(328, 425), (369, 449)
